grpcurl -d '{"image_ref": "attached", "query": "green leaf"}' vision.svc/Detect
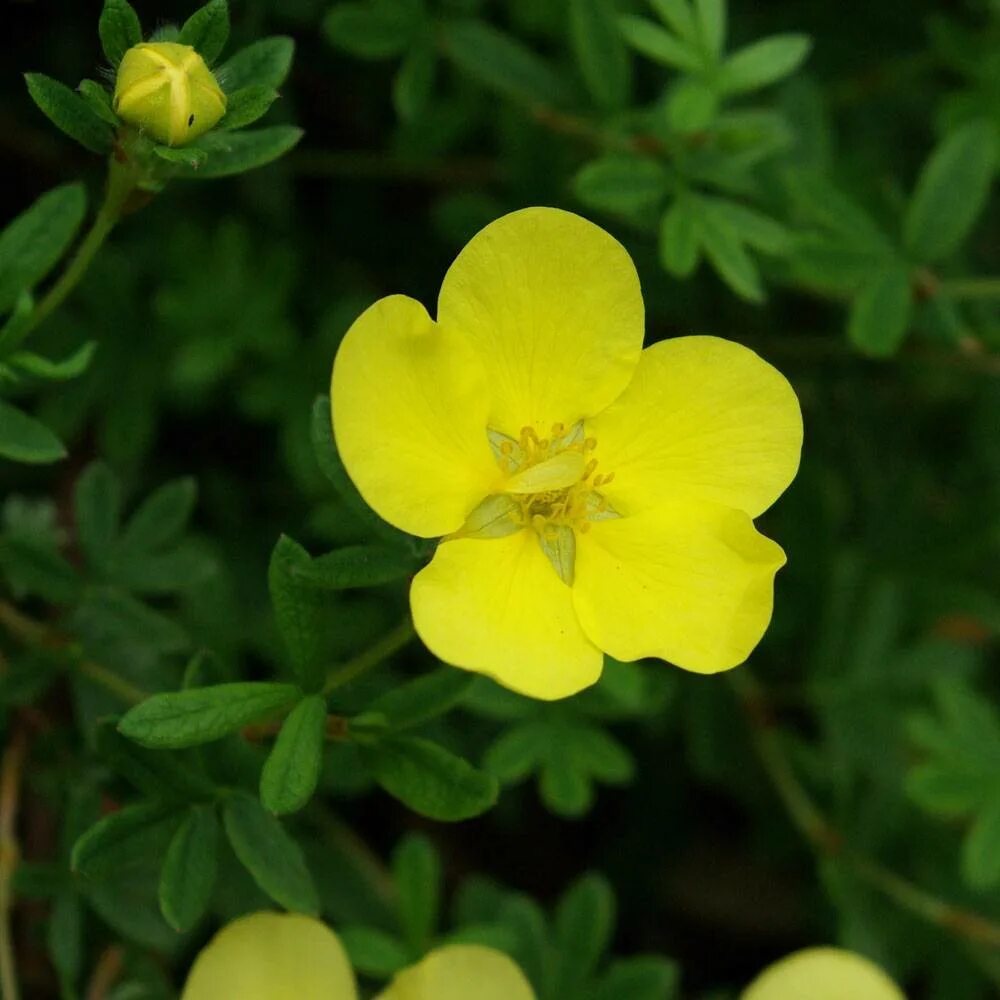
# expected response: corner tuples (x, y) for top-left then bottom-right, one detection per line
(554, 873), (615, 990)
(48, 892), (83, 994)
(0, 533), (81, 604)
(659, 195), (701, 277)
(962, 797), (1000, 890)
(96, 719), (216, 802)
(294, 544), (420, 590)
(368, 667), (475, 731)
(158, 806), (219, 931)
(268, 535), (328, 690)
(74, 461), (121, 569)
(903, 120), (999, 262)
(573, 154), (670, 215)
(219, 37), (295, 92)
(0, 182), (86, 316)
(178, 126), (303, 178)
(592, 956), (681, 1000)
(222, 792), (319, 914)
(153, 145), (209, 169)
(339, 926), (409, 977)
(119, 478), (197, 553)
(7, 342), (96, 381)
(0, 400), (66, 464)
(484, 723), (547, 784)
(324, 0), (425, 60)
(539, 754), (592, 817)
(24, 74), (114, 154)
(118, 682), (302, 749)
(392, 833), (440, 951)
(73, 585), (189, 653)
(393, 41), (437, 123)
(648, 0), (698, 45)
(846, 265), (913, 357)
(703, 197), (791, 254)
(569, 0), (630, 110)
(99, 0), (143, 67)
(78, 81), (119, 126)
(698, 202), (764, 302)
(441, 19), (572, 107)
(71, 801), (178, 878)
(718, 34), (812, 95)
(178, 0), (230, 65)
(260, 695), (326, 815)
(694, 0), (726, 61)
(666, 77), (718, 131)
(219, 85), (279, 131)
(362, 735), (499, 821)
(617, 16), (703, 73)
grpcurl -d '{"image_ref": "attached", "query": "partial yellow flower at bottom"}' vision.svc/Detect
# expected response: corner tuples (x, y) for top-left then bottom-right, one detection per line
(742, 947), (906, 1000)
(374, 944), (537, 1000)
(332, 207), (803, 700)
(181, 912), (358, 1000)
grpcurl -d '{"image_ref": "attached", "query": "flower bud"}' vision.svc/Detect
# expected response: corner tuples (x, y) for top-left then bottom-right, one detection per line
(113, 42), (227, 147)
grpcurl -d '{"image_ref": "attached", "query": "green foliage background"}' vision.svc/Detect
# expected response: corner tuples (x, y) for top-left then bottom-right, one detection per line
(1, 0), (999, 997)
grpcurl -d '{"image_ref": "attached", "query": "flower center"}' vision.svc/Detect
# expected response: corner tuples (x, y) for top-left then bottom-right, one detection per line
(451, 422), (620, 584)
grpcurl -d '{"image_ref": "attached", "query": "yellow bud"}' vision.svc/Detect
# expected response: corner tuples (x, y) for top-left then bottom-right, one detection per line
(113, 42), (227, 147)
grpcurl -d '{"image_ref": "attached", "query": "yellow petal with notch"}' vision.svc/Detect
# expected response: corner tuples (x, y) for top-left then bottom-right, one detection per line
(374, 945), (537, 1000)
(589, 336), (802, 519)
(411, 531), (603, 699)
(437, 207), (644, 438)
(181, 912), (358, 1000)
(573, 500), (786, 672)
(742, 947), (906, 1000)
(332, 294), (501, 538)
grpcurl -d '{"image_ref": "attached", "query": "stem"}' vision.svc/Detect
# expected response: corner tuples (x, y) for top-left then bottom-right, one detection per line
(730, 669), (1000, 952)
(323, 618), (416, 695)
(938, 278), (1000, 301)
(84, 945), (124, 1000)
(6, 155), (137, 351)
(0, 724), (28, 1000)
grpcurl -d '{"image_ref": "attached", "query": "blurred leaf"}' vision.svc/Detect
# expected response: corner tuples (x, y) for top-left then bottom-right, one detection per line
(339, 925), (409, 976)
(158, 806), (219, 931)
(73, 586), (189, 653)
(569, 0), (630, 110)
(293, 544), (420, 590)
(48, 891), (83, 995)
(618, 16), (702, 73)
(554, 873), (615, 991)
(0, 400), (66, 464)
(0, 182), (86, 316)
(71, 801), (178, 878)
(176, 126), (304, 179)
(118, 682), (301, 749)
(962, 797), (1000, 891)
(666, 78), (718, 131)
(219, 37), (295, 92)
(222, 792), (319, 914)
(393, 40), (437, 123)
(847, 265), (913, 357)
(99, 0), (143, 67)
(0, 532), (80, 603)
(324, 0), (425, 60)
(659, 194), (701, 277)
(902, 119), (999, 262)
(368, 667), (475, 731)
(441, 19), (572, 107)
(268, 535), (328, 690)
(219, 85), (279, 130)
(24, 73), (114, 154)
(362, 735), (499, 821)
(573, 154), (669, 214)
(703, 196), (791, 254)
(718, 34), (812, 95)
(74, 461), (122, 570)
(178, 0), (230, 65)
(698, 201), (764, 302)
(592, 956), (681, 1000)
(7, 341), (97, 380)
(694, 0), (726, 61)
(648, 0), (699, 45)
(119, 478), (197, 554)
(392, 833), (441, 951)
(260, 694), (326, 815)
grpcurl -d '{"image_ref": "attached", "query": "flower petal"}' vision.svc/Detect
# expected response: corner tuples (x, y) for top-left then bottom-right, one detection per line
(181, 912), (358, 1000)
(374, 945), (537, 1000)
(411, 531), (603, 699)
(588, 336), (803, 519)
(742, 947), (906, 1000)
(437, 207), (644, 437)
(332, 295), (501, 537)
(573, 501), (786, 672)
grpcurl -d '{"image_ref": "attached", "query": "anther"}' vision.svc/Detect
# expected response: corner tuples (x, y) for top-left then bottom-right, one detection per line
(602, 471), (615, 484)
(583, 459), (598, 479)
(585, 437), (598, 451)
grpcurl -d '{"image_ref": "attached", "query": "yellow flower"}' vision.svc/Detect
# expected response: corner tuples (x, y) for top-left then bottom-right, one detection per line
(181, 912), (536, 1000)
(114, 42), (227, 147)
(742, 947), (906, 1000)
(332, 207), (802, 700)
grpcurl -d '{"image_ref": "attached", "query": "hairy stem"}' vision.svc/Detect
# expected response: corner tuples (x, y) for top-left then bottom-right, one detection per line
(323, 617), (416, 695)
(731, 669), (1000, 952)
